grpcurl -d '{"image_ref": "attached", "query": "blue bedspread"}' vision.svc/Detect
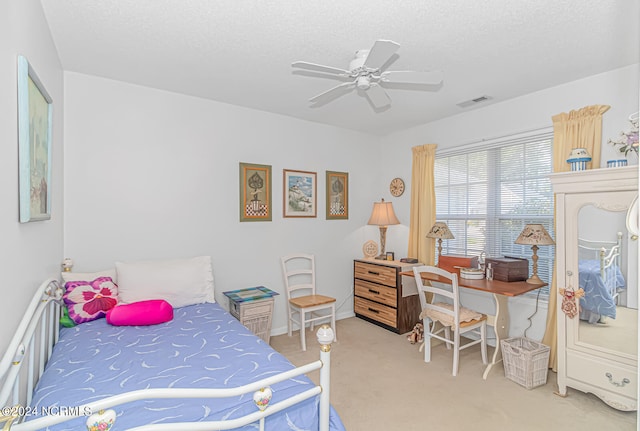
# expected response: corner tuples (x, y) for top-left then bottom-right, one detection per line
(579, 260), (626, 321)
(29, 303), (345, 430)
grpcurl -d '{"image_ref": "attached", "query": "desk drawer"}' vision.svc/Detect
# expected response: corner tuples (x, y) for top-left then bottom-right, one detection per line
(355, 261), (397, 287)
(355, 296), (397, 328)
(355, 279), (397, 307)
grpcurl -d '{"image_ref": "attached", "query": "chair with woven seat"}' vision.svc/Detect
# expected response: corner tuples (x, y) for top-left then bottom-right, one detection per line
(280, 253), (337, 351)
(412, 265), (487, 376)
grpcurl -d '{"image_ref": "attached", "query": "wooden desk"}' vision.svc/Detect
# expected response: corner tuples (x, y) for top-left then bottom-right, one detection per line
(399, 270), (546, 379)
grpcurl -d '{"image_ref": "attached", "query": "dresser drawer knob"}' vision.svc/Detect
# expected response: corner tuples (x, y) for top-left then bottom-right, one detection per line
(368, 270), (380, 275)
(605, 372), (630, 387)
(368, 289), (380, 295)
(368, 307), (380, 314)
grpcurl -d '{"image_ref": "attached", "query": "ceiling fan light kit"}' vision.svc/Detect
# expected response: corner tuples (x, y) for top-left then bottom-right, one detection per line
(356, 76), (371, 90)
(292, 39), (443, 109)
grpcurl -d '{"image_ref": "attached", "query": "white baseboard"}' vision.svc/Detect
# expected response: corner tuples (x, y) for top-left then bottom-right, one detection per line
(270, 310), (355, 337)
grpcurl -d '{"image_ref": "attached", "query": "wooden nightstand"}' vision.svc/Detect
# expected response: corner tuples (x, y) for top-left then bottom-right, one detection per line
(223, 286), (279, 343)
(353, 259), (421, 334)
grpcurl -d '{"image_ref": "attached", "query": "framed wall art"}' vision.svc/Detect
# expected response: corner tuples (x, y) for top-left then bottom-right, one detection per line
(283, 169), (316, 218)
(326, 171), (348, 220)
(239, 162), (272, 222)
(17, 55), (53, 223)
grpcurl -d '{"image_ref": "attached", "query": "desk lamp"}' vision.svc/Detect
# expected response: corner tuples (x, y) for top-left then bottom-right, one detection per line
(368, 199), (400, 259)
(515, 224), (555, 285)
(427, 222), (455, 257)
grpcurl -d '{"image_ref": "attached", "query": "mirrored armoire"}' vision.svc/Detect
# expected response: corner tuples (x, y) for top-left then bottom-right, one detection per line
(552, 165), (638, 411)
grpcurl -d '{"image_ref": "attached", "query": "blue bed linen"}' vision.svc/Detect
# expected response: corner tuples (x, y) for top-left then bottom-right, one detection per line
(579, 260), (626, 321)
(28, 303), (345, 431)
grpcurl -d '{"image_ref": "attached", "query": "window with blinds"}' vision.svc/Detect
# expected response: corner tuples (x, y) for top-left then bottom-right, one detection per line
(434, 132), (555, 296)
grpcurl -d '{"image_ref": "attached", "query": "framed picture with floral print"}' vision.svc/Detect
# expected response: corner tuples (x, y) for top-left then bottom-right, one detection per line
(239, 162), (272, 222)
(326, 171), (348, 220)
(283, 169), (316, 218)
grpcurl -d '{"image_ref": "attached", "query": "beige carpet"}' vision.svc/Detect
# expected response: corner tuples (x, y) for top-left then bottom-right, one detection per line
(579, 306), (637, 356)
(270, 317), (637, 431)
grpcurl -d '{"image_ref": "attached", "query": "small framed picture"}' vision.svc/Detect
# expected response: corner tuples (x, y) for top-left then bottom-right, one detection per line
(326, 171), (348, 220)
(239, 162), (272, 222)
(283, 169), (317, 218)
(386, 252), (394, 261)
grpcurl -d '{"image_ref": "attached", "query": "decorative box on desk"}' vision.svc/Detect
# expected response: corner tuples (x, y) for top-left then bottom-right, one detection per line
(437, 255), (479, 275)
(223, 286), (279, 343)
(485, 257), (528, 282)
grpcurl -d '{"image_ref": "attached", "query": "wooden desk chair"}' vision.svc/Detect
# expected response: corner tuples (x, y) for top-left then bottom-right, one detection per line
(412, 265), (488, 376)
(280, 253), (337, 351)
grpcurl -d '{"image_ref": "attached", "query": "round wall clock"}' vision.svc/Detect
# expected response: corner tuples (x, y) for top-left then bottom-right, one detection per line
(390, 177), (405, 197)
(363, 240), (378, 259)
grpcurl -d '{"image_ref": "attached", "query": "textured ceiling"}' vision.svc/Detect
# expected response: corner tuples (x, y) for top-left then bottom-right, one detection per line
(40, 0), (639, 136)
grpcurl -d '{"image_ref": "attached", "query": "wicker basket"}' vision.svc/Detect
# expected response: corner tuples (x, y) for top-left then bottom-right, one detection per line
(229, 299), (274, 343)
(501, 337), (550, 389)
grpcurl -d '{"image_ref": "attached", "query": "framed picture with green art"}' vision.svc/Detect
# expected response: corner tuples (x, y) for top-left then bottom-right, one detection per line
(326, 171), (348, 220)
(17, 55), (53, 223)
(239, 162), (272, 222)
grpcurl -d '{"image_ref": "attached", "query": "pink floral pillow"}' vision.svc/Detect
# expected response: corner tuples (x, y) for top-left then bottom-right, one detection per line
(63, 277), (118, 324)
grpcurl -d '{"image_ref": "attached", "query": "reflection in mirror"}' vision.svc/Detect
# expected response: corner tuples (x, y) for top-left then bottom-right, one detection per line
(577, 200), (638, 356)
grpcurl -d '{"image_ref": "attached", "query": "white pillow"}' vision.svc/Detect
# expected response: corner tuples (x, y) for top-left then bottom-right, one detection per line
(61, 269), (117, 284)
(115, 256), (215, 308)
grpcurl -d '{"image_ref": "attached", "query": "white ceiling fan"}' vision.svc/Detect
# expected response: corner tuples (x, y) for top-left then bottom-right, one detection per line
(291, 40), (443, 109)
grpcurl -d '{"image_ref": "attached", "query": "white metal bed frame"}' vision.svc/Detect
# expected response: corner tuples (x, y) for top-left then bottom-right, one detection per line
(0, 279), (334, 431)
(578, 231), (623, 297)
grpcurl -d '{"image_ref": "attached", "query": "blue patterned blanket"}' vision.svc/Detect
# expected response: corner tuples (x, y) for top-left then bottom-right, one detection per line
(29, 302), (345, 430)
(579, 259), (626, 321)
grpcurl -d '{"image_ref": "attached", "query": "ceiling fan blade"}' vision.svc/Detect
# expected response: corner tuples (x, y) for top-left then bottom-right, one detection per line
(380, 70), (444, 85)
(365, 83), (391, 108)
(309, 81), (356, 104)
(292, 61), (350, 76)
(363, 40), (400, 70)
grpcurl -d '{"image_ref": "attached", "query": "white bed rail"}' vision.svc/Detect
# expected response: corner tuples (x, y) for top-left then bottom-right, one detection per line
(578, 232), (623, 280)
(0, 279), (63, 413)
(0, 279), (335, 431)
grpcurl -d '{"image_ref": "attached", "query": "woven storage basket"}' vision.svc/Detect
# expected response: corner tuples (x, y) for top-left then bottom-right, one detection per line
(501, 337), (550, 389)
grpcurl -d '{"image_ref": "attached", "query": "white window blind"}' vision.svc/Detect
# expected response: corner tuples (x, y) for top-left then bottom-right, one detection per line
(434, 131), (555, 295)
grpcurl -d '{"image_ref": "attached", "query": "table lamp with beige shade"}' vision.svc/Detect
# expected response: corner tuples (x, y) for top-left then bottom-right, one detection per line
(426, 222), (455, 257)
(514, 224), (555, 285)
(367, 198), (400, 260)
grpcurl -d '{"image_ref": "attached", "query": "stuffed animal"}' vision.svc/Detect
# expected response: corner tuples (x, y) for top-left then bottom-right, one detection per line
(407, 322), (424, 344)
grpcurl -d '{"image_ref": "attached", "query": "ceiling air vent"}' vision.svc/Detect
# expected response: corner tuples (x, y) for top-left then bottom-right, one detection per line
(457, 95), (493, 108)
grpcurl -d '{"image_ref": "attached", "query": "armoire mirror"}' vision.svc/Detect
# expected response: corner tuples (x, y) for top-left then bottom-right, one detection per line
(577, 193), (638, 356)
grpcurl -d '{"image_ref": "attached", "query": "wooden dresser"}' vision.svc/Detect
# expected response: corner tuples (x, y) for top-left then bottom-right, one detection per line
(353, 259), (421, 334)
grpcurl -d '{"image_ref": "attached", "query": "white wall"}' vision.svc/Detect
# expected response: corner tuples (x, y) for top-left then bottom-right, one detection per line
(2, 2), (637, 348)
(0, 0), (64, 354)
(63, 72), (383, 334)
(379, 64), (640, 340)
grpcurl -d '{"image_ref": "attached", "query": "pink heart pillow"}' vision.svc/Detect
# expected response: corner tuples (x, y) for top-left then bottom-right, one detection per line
(106, 299), (173, 326)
